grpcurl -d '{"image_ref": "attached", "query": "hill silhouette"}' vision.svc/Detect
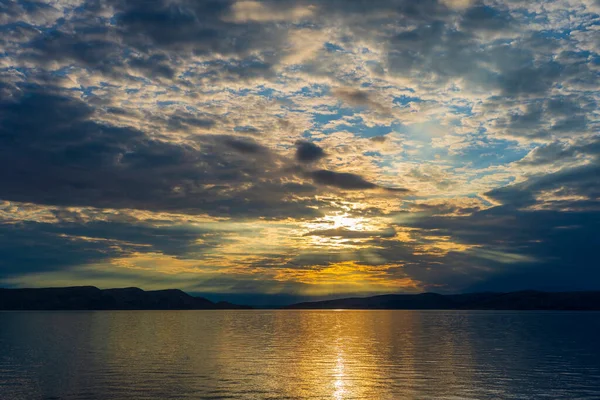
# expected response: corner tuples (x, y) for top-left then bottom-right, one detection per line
(2, 287), (600, 310)
(0, 286), (250, 310)
(285, 291), (600, 310)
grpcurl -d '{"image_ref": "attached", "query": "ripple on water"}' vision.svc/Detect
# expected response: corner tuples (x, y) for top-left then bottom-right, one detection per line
(1, 310), (600, 399)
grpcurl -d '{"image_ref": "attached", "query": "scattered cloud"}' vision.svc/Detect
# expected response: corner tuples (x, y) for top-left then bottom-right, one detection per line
(0, 0), (598, 303)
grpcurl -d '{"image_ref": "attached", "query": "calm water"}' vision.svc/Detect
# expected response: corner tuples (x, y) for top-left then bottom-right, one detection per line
(1, 311), (599, 399)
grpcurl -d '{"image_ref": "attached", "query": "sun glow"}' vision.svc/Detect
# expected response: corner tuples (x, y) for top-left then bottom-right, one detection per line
(305, 211), (381, 233)
(326, 213), (365, 230)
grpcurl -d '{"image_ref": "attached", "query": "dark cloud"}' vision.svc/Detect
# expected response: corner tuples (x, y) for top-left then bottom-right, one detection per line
(306, 169), (411, 193)
(369, 135), (388, 143)
(110, 0), (236, 53)
(518, 142), (579, 166)
(0, 84), (320, 219)
(223, 137), (268, 154)
(166, 113), (216, 131)
(25, 30), (125, 75)
(485, 163), (600, 209)
(385, 17), (499, 90)
(332, 87), (371, 106)
(5, 0), (596, 105)
(0, 222), (128, 277)
(499, 62), (563, 97)
(128, 53), (177, 79)
(234, 126), (261, 135)
(460, 5), (514, 33)
(185, 57), (276, 84)
(0, 217), (231, 283)
(8, 0), (287, 81)
(0, 0), (58, 25)
(295, 140), (326, 163)
(403, 205), (600, 292)
(493, 95), (596, 140)
(308, 170), (378, 190)
(331, 87), (391, 114)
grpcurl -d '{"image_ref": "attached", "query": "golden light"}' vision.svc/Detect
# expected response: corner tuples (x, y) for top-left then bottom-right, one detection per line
(325, 213), (365, 230)
(306, 211), (381, 233)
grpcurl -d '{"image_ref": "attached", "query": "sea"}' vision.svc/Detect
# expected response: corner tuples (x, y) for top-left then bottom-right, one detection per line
(1, 310), (599, 399)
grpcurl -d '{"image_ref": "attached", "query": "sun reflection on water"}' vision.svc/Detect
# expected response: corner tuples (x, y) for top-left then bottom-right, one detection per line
(3, 311), (598, 399)
(333, 353), (346, 400)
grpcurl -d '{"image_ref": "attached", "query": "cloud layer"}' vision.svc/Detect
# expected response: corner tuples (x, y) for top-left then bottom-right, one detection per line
(0, 0), (598, 304)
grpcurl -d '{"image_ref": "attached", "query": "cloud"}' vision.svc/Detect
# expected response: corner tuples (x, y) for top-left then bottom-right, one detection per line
(369, 136), (388, 143)
(440, 0), (474, 10)
(307, 170), (372, 190)
(295, 140), (326, 163)
(459, 5), (514, 33)
(485, 163), (600, 210)
(331, 87), (392, 115)
(224, 137), (269, 154)
(0, 0), (599, 299)
(402, 204), (600, 292)
(227, 1), (315, 23)
(306, 169), (411, 193)
(0, 84), (322, 219)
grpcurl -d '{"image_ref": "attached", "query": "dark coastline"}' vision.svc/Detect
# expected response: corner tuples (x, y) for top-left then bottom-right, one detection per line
(0, 286), (250, 310)
(284, 291), (600, 311)
(2, 287), (600, 310)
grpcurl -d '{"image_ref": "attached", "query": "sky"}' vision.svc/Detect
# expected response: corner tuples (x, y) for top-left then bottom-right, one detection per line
(0, 0), (599, 305)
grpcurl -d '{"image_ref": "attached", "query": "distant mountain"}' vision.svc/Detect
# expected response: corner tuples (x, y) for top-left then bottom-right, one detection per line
(3, 288), (600, 311)
(285, 291), (600, 310)
(0, 286), (251, 310)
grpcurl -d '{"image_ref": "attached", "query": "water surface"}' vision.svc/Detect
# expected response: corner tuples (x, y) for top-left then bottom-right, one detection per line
(1, 310), (599, 399)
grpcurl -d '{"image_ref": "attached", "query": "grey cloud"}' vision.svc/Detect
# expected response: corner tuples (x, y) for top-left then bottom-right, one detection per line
(307, 169), (410, 193)
(7, 0), (287, 81)
(295, 140), (326, 163)
(486, 163), (600, 208)
(25, 30), (125, 74)
(411, 201), (483, 216)
(493, 95), (596, 140)
(5, 0), (597, 106)
(308, 170), (378, 190)
(518, 141), (579, 166)
(0, 0), (61, 25)
(369, 135), (388, 143)
(128, 54), (177, 79)
(223, 137), (268, 154)
(0, 217), (229, 281)
(499, 62), (563, 97)
(0, 84), (321, 219)
(166, 113), (216, 131)
(547, 97), (586, 116)
(509, 103), (544, 131)
(234, 126), (261, 136)
(0, 223), (125, 277)
(403, 205), (600, 292)
(385, 18), (499, 90)
(459, 4), (514, 33)
(373, 2), (598, 102)
(187, 57), (276, 84)
(110, 0), (236, 53)
(331, 87), (390, 114)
